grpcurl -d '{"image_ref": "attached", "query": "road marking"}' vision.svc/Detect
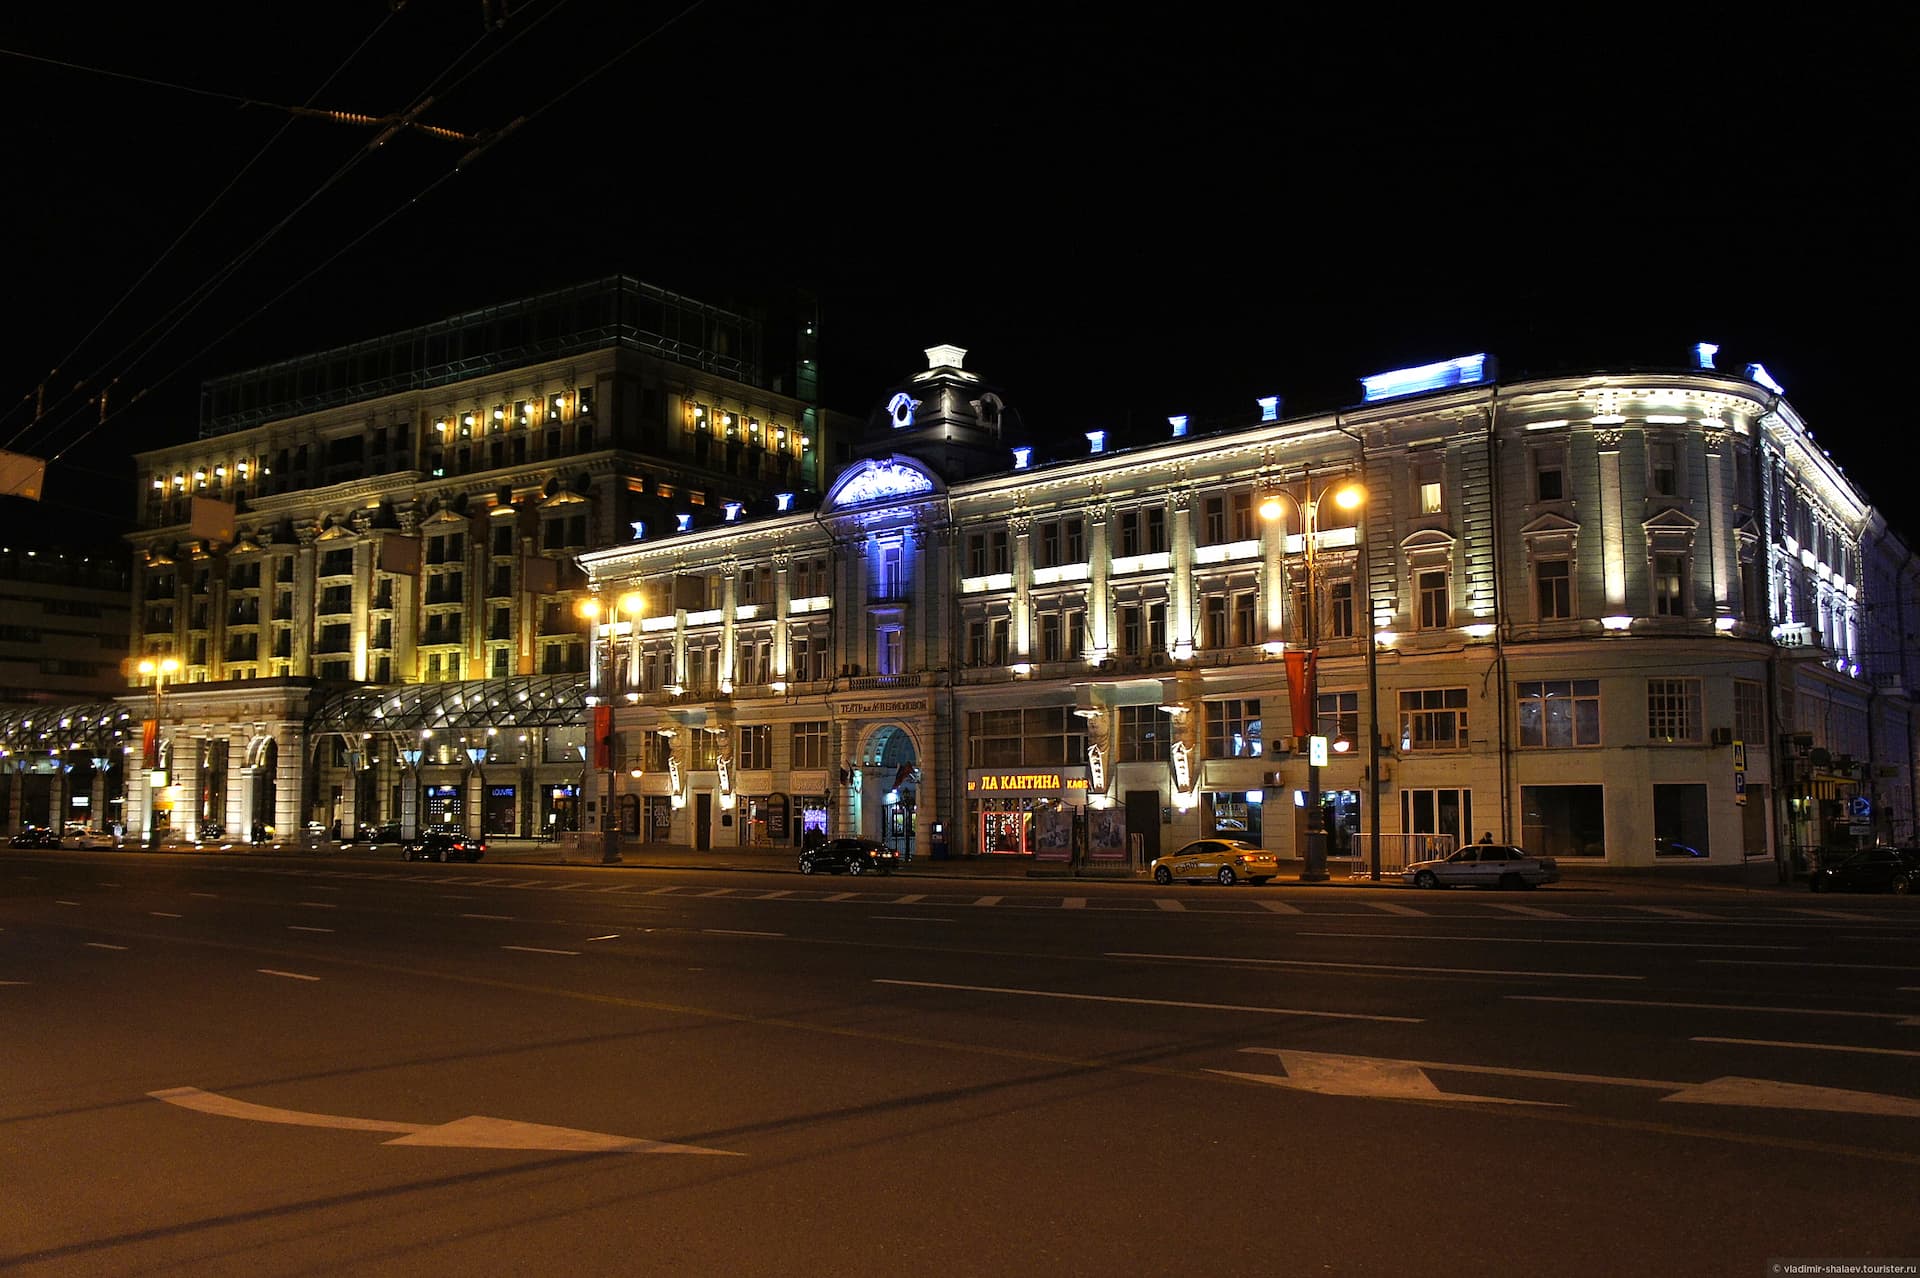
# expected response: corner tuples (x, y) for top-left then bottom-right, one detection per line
(55, 899), (79, 906)
(875, 978), (1422, 1023)
(696, 888), (734, 898)
(1785, 907), (1865, 919)
(548, 883), (587, 891)
(296, 902), (339, 909)
(824, 892), (859, 902)
(1228, 1046), (1920, 1116)
(190, 893), (218, 899)
(150, 912), (181, 919)
(149, 1087), (739, 1154)
(647, 886), (681, 895)
(1481, 902), (1569, 919)
(1509, 994), (1920, 1025)
(892, 894), (926, 904)
(1106, 952), (1642, 981)
(588, 934), (620, 942)
(1063, 897), (1087, 909)
(1257, 900), (1304, 915)
(1154, 899), (1186, 912)
(1301, 931), (1798, 949)
(1362, 901), (1426, 916)
(1, 980), (26, 986)
(86, 942), (127, 950)
(258, 969), (320, 982)
(288, 925), (334, 934)
(973, 896), (1003, 907)
(593, 885), (634, 893)
(503, 945), (580, 956)
(473, 878), (517, 885)
(761, 889), (795, 900)
(1627, 905), (1717, 920)
(461, 913), (515, 921)
(1694, 1036), (1920, 1060)
(1217, 1050), (1555, 1106)
(872, 916), (950, 923)
(1702, 959), (1920, 971)
(310, 885), (343, 892)
(99, 882), (119, 887)
(702, 929), (782, 939)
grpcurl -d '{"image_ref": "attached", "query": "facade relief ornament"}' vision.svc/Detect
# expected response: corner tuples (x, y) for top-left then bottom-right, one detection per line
(1008, 514), (1032, 536)
(1592, 427), (1625, 451)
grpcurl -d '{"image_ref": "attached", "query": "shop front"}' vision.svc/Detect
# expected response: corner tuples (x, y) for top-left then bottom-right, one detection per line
(964, 768), (1090, 855)
(423, 783), (463, 830)
(484, 784), (517, 835)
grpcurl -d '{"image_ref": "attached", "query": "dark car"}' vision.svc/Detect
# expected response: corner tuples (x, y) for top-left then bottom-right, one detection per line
(353, 821), (401, 843)
(797, 837), (900, 876)
(404, 829), (487, 862)
(1810, 847), (1919, 894)
(8, 825), (61, 849)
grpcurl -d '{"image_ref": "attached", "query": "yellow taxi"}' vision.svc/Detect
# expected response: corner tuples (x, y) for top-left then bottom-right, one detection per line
(1151, 838), (1278, 886)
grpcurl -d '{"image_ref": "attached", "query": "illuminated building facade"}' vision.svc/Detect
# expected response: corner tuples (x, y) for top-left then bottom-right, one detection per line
(113, 277), (853, 844)
(578, 346), (1920, 870)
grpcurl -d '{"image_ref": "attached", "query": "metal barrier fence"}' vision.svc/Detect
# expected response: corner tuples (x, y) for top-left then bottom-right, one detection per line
(1333, 833), (1460, 879)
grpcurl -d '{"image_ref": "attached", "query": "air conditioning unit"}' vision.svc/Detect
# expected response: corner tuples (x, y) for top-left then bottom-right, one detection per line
(1710, 727), (1733, 746)
(1147, 651), (1171, 669)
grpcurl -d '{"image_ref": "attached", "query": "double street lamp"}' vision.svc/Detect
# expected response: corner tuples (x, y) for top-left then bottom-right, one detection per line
(1260, 477), (1369, 883)
(136, 656), (179, 848)
(577, 592), (641, 864)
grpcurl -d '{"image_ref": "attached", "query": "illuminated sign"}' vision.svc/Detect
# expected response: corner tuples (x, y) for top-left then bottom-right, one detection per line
(1360, 354), (1493, 403)
(1309, 735), (1329, 767)
(668, 758), (683, 795)
(716, 752), (733, 796)
(1087, 742), (1106, 793)
(1170, 741), (1193, 793)
(966, 772), (1090, 793)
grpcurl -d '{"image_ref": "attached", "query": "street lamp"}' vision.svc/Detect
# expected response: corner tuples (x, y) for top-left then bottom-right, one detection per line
(1261, 477), (1365, 883)
(136, 656), (179, 849)
(577, 591), (641, 864)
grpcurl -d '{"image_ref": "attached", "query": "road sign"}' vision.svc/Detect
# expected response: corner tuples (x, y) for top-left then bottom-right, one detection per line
(1733, 771), (1747, 805)
(1731, 739), (1746, 772)
(1309, 735), (1329, 767)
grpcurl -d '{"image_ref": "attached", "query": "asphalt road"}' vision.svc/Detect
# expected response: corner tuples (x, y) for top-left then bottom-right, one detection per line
(3, 848), (1917, 1277)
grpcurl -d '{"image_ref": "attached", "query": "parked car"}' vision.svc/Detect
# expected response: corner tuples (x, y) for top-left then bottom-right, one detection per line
(403, 829), (487, 862)
(8, 825), (61, 849)
(353, 821), (401, 843)
(1151, 838), (1278, 885)
(797, 837), (900, 876)
(1809, 847), (1919, 894)
(1404, 843), (1560, 890)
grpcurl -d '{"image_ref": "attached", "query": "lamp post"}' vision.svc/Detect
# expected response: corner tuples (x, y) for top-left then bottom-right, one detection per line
(1261, 476), (1365, 883)
(578, 592), (641, 864)
(136, 656), (179, 849)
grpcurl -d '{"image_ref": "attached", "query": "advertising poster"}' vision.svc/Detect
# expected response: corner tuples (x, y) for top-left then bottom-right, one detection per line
(1031, 806), (1072, 861)
(1088, 809), (1127, 861)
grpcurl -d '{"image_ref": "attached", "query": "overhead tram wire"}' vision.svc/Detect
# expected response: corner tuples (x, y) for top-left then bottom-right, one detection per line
(44, 0), (718, 465)
(0, 20), (398, 448)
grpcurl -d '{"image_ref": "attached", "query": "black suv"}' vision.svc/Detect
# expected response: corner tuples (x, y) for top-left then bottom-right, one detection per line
(404, 829), (487, 862)
(1810, 847), (1918, 894)
(797, 837), (900, 876)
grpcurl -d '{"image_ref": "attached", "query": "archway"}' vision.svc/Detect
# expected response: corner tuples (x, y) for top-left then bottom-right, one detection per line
(863, 724), (920, 860)
(245, 736), (278, 841)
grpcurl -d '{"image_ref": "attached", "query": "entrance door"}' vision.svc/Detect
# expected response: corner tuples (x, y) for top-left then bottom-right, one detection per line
(695, 792), (711, 851)
(1124, 789), (1160, 867)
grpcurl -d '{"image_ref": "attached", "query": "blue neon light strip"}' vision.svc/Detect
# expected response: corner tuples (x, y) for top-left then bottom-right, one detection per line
(1359, 354), (1493, 402)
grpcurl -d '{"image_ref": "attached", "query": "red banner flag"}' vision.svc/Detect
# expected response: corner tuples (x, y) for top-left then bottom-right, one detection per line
(592, 705), (613, 771)
(142, 719), (159, 771)
(1284, 650), (1316, 737)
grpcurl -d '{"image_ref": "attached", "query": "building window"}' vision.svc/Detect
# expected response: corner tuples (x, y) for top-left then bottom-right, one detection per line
(1204, 699), (1262, 758)
(1734, 678), (1767, 746)
(1417, 569), (1449, 630)
(1327, 580), (1354, 640)
(1414, 457), (1444, 515)
(1035, 600), (1084, 663)
(1652, 553), (1686, 616)
(1316, 691), (1359, 750)
(1400, 687), (1468, 751)
(1117, 599), (1166, 657)
(792, 721), (829, 770)
(1517, 679), (1600, 748)
(790, 623), (830, 682)
(1535, 559), (1572, 621)
(1649, 440), (1679, 497)
(1116, 704), (1168, 762)
(1403, 788), (1472, 849)
(966, 708), (1085, 768)
(1647, 677), (1703, 743)
(1118, 506), (1167, 557)
(965, 530), (1010, 577)
(876, 622), (905, 676)
(738, 724), (772, 771)
(1534, 445), (1565, 502)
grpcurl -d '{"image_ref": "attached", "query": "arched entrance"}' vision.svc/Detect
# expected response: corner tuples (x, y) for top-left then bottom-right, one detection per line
(246, 736), (278, 841)
(863, 724), (920, 860)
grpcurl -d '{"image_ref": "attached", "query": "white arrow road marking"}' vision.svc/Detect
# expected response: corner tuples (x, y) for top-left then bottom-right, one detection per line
(56, 900), (79, 906)
(1213, 1051), (1557, 1106)
(149, 1087), (740, 1154)
(1694, 1036), (1920, 1060)
(1510, 994), (1920, 1026)
(1226, 1047), (1920, 1116)
(875, 979), (1421, 1023)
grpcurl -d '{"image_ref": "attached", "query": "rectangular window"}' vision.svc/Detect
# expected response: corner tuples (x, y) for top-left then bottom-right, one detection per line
(1204, 699), (1263, 758)
(1415, 458), (1444, 515)
(1517, 679), (1601, 748)
(1063, 517), (1084, 563)
(1316, 691), (1359, 748)
(1650, 440), (1679, 496)
(1117, 600), (1167, 657)
(1534, 445), (1565, 502)
(1734, 678), (1767, 746)
(1400, 687), (1469, 751)
(1417, 569), (1449, 630)
(1327, 580), (1354, 639)
(1647, 677), (1702, 743)
(738, 724), (772, 771)
(1653, 554), (1685, 616)
(791, 721), (830, 770)
(1116, 704), (1168, 762)
(966, 708), (1084, 768)
(1535, 559), (1572, 620)
(876, 622), (905, 676)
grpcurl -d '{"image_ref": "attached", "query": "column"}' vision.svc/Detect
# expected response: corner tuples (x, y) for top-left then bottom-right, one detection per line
(1169, 490), (1193, 658)
(1596, 429), (1626, 613)
(351, 536), (374, 681)
(1087, 501), (1111, 658)
(720, 558), (739, 691)
(1704, 428), (1729, 614)
(1262, 495), (1287, 641)
(772, 551), (792, 681)
(292, 526), (318, 674)
(1010, 515), (1032, 661)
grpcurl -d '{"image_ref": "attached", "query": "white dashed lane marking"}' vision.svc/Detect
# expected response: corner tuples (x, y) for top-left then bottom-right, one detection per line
(503, 945), (579, 956)
(86, 942), (128, 951)
(1257, 900), (1304, 915)
(1154, 899), (1186, 912)
(259, 969), (320, 982)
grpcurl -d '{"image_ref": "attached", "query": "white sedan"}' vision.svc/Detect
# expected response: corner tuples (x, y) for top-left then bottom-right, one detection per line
(1404, 844), (1560, 890)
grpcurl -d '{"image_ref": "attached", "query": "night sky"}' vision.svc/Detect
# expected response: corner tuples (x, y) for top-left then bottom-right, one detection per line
(3, 4), (1912, 550)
